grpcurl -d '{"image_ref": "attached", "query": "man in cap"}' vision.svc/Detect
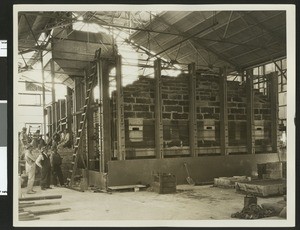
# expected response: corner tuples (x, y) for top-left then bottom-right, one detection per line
(36, 146), (52, 190)
(24, 144), (36, 194)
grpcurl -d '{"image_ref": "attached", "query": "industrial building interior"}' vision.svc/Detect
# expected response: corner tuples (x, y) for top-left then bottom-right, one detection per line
(16, 9), (288, 222)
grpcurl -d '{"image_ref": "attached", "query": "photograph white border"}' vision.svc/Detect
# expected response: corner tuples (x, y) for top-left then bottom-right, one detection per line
(13, 4), (296, 227)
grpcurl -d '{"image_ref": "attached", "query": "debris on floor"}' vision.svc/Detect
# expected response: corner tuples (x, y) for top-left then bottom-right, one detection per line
(235, 179), (286, 197)
(214, 176), (250, 188)
(231, 203), (276, 219)
(231, 195), (287, 219)
(19, 194), (70, 221)
(261, 200), (286, 218)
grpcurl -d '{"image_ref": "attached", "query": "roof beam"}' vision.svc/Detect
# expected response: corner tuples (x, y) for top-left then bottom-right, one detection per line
(239, 12), (286, 45)
(142, 12), (240, 69)
(155, 21), (218, 56)
(200, 11), (284, 49)
(222, 11), (233, 39)
(228, 41), (283, 61)
(216, 24), (285, 55)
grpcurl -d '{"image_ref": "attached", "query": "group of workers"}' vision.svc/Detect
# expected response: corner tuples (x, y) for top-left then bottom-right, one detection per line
(19, 127), (71, 194)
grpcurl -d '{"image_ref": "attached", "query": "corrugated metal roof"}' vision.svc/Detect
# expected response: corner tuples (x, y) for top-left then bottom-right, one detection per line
(130, 11), (286, 71)
(18, 10), (286, 89)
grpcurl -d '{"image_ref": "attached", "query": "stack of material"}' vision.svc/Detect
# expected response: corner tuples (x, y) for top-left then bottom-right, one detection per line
(257, 162), (283, 179)
(107, 184), (147, 192)
(214, 176), (249, 188)
(235, 179), (286, 197)
(152, 173), (177, 194)
(18, 195), (70, 221)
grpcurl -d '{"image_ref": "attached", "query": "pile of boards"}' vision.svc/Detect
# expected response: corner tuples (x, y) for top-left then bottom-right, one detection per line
(18, 195), (70, 221)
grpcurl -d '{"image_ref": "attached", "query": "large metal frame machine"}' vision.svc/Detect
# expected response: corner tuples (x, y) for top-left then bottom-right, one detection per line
(66, 48), (124, 191)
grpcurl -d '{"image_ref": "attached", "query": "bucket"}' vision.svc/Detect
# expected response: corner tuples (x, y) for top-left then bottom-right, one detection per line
(244, 194), (257, 208)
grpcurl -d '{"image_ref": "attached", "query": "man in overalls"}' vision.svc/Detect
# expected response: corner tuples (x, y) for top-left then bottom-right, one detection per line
(35, 146), (52, 190)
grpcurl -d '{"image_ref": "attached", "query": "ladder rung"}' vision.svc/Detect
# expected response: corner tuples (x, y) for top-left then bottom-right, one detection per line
(78, 129), (82, 133)
(73, 153), (77, 157)
(66, 178), (71, 181)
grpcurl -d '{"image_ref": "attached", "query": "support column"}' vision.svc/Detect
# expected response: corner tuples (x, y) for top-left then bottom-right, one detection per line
(188, 63), (198, 157)
(97, 59), (111, 173)
(40, 51), (46, 139)
(50, 59), (56, 134)
(86, 70), (94, 170)
(219, 67), (229, 155)
(246, 70), (255, 154)
(102, 59), (111, 171)
(96, 61), (104, 171)
(66, 87), (72, 131)
(270, 71), (279, 152)
(154, 59), (164, 159)
(115, 56), (126, 161)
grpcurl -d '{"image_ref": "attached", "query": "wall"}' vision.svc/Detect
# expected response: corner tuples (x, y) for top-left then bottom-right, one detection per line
(112, 73), (272, 158)
(107, 153), (281, 186)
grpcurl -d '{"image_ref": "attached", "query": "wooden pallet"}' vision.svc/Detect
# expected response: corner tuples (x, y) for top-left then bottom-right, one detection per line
(107, 184), (147, 192)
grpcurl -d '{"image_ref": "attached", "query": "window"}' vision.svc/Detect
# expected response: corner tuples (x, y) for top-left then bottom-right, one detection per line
(19, 93), (41, 106)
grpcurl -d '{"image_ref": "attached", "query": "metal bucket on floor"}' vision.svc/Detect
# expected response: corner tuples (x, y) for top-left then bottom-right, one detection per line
(244, 194), (257, 208)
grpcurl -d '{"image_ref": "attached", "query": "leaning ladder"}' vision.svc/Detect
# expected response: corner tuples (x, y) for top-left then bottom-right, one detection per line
(67, 49), (101, 187)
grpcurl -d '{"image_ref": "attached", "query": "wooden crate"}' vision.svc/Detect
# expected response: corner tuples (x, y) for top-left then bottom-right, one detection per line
(152, 174), (176, 194)
(257, 162), (283, 179)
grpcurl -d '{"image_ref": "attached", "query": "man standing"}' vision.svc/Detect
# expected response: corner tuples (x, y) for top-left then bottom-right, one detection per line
(19, 127), (29, 159)
(58, 129), (71, 149)
(51, 145), (64, 187)
(24, 144), (36, 194)
(35, 147), (52, 190)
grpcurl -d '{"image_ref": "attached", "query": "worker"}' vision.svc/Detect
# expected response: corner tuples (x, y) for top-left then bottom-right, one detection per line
(52, 132), (61, 145)
(51, 145), (64, 187)
(31, 130), (40, 149)
(19, 127), (29, 160)
(58, 129), (71, 149)
(35, 146), (52, 190)
(45, 133), (52, 147)
(37, 135), (46, 150)
(24, 144), (36, 194)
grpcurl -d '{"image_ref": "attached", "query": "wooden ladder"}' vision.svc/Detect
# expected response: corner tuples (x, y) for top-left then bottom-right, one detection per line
(67, 52), (100, 188)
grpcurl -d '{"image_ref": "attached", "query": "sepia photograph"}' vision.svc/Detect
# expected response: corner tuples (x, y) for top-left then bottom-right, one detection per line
(13, 4), (295, 227)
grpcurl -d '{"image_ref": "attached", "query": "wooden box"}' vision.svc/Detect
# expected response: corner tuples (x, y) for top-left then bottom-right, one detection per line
(152, 173), (176, 194)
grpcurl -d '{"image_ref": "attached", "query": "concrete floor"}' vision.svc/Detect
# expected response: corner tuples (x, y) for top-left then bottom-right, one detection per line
(19, 184), (284, 223)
